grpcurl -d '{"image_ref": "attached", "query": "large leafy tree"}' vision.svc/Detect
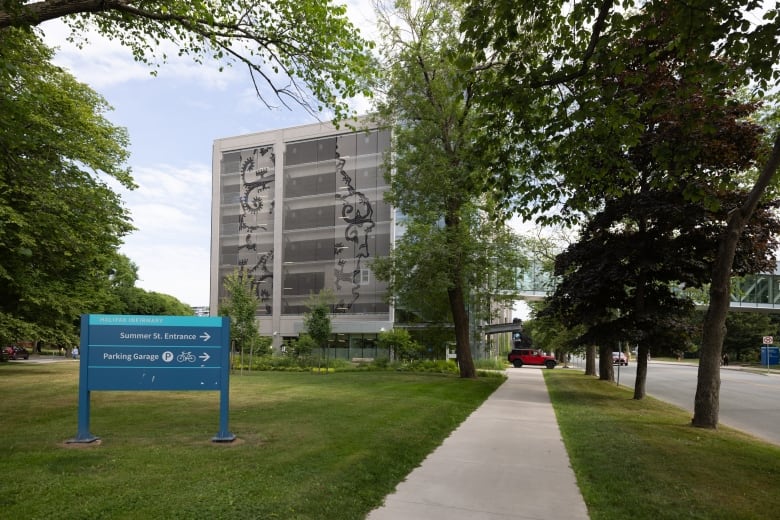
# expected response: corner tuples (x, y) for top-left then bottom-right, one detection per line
(372, 0), (525, 378)
(373, 217), (456, 326)
(462, 0), (780, 427)
(374, 215), (527, 349)
(0, 0), (376, 119)
(0, 27), (134, 346)
(1, 1), (377, 346)
(544, 10), (780, 399)
(548, 188), (779, 397)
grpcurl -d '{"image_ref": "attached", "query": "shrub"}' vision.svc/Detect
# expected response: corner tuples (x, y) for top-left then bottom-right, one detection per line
(474, 358), (507, 370)
(289, 334), (316, 359)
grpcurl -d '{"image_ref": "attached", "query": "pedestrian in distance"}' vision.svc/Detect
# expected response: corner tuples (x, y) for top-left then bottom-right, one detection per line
(72, 346), (79, 360)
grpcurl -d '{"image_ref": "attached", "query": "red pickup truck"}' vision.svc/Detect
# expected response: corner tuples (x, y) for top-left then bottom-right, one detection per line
(507, 348), (557, 369)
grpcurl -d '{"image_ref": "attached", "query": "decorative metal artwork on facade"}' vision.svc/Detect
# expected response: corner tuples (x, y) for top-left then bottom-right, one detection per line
(334, 146), (375, 312)
(237, 146), (275, 314)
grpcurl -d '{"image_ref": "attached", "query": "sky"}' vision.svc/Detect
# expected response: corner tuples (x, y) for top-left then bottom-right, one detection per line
(37, 2), (378, 309)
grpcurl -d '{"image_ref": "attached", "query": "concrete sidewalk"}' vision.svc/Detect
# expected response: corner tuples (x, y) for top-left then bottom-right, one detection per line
(366, 367), (589, 520)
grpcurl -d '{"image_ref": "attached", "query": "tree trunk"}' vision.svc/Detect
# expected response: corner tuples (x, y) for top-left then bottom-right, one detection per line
(448, 284), (476, 378)
(598, 344), (614, 381)
(633, 344), (649, 400)
(443, 204), (476, 379)
(557, 349), (566, 367)
(585, 345), (597, 376)
(693, 132), (780, 428)
(693, 311), (724, 427)
(632, 257), (648, 399)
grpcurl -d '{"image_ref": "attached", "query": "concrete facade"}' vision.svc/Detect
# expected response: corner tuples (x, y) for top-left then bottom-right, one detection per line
(211, 119), (394, 351)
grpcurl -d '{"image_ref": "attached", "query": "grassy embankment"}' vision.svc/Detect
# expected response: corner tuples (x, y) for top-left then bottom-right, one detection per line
(545, 369), (780, 520)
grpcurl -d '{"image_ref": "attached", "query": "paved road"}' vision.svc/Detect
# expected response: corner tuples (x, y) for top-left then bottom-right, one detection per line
(603, 361), (780, 446)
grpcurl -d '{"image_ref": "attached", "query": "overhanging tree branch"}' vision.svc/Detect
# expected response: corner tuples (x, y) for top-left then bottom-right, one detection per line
(1, 0), (376, 120)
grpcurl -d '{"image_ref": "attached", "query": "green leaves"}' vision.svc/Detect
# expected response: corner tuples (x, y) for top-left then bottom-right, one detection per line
(0, 28), (135, 345)
(460, 0), (780, 224)
(3, 0), (378, 121)
(377, 328), (425, 361)
(303, 290), (334, 349)
(219, 268), (265, 355)
(372, 1), (532, 377)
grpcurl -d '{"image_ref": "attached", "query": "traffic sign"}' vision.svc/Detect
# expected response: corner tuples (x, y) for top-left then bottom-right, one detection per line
(763, 336), (773, 345)
(70, 314), (234, 444)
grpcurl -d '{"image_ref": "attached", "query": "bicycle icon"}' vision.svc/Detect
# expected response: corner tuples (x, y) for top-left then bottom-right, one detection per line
(176, 351), (196, 363)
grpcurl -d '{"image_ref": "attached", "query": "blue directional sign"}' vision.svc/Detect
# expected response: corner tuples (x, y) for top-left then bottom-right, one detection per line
(85, 315), (226, 391)
(761, 346), (779, 366)
(71, 314), (234, 444)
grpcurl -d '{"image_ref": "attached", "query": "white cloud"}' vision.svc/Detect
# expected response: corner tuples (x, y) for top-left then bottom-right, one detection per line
(123, 239), (211, 307)
(128, 203), (195, 233)
(344, 0), (379, 41)
(130, 164), (211, 202)
(40, 19), (240, 90)
(112, 162), (212, 306)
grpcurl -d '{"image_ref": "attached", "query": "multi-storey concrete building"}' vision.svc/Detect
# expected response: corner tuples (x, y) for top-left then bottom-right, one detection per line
(210, 119), (394, 355)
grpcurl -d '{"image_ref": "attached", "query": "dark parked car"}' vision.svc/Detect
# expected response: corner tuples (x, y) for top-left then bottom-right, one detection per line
(3, 345), (30, 360)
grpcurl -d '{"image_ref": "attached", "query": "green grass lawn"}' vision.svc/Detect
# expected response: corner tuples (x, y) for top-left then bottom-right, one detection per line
(0, 362), (502, 519)
(545, 369), (780, 520)
(6, 361), (778, 519)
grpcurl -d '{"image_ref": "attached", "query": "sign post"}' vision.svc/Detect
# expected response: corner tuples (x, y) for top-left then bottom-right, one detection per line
(69, 314), (234, 443)
(762, 336), (777, 373)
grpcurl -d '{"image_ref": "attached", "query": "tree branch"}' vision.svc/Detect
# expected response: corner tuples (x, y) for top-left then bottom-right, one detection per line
(469, 0), (615, 88)
(1, 0), (121, 28)
(734, 131), (780, 226)
(533, 0), (615, 87)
